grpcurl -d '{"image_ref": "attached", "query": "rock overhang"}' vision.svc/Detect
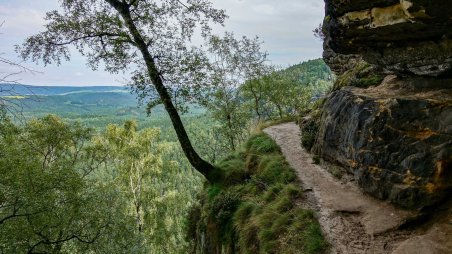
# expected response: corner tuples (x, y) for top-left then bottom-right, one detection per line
(324, 0), (452, 77)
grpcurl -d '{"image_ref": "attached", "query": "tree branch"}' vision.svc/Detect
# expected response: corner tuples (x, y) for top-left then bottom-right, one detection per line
(49, 32), (134, 46)
(176, 0), (189, 9)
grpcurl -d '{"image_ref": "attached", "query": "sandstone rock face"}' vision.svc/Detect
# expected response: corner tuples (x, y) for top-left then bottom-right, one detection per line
(313, 77), (452, 208)
(318, 0), (452, 209)
(322, 40), (362, 76)
(324, 0), (452, 77)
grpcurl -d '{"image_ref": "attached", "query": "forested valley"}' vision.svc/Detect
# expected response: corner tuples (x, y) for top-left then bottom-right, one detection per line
(1, 57), (332, 253)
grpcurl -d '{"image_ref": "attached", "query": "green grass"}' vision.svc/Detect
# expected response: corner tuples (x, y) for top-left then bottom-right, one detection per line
(186, 133), (329, 254)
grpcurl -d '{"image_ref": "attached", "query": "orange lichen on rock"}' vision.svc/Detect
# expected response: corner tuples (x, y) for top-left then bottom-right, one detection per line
(434, 160), (452, 187)
(403, 170), (417, 185)
(368, 166), (383, 174)
(410, 128), (438, 140)
(347, 160), (358, 168)
(385, 125), (438, 140)
(424, 182), (437, 194)
(424, 160), (452, 194)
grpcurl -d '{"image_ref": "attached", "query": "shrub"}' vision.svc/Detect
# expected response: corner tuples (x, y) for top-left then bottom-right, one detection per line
(301, 118), (319, 151)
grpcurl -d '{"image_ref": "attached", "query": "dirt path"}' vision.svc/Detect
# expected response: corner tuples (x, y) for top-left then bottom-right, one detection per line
(264, 122), (440, 254)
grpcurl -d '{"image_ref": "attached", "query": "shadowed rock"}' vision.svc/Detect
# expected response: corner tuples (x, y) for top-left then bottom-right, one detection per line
(324, 0), (452, 77)
(313, 77), (452, 208)
(317, 0), (452, 209)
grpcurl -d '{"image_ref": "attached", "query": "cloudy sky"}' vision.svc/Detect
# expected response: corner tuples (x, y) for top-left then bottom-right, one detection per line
(0, 0), (325, 86)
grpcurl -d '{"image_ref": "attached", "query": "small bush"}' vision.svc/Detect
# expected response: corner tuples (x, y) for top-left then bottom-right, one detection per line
(301, 118), (319, 151)
(313, 155), (320, 164)
(245, 153), (260, 174)
(209, 191), (241, 243)
(207, 184), (223, 200)
(234, 202), (257, 225)
(283, 184), (303, 199)
(304, 223), (329, 254)
(262, 184), (283, 202)
(274, 196), (295, 212)
(214, 155), (249, 185)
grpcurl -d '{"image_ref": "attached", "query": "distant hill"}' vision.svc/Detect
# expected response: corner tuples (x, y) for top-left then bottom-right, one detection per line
(0, 84), (128, 96)
(0, 59), (331, 127)
(17, 91), (138, 112)
(281, 58), (333, 85)
(1, 84), (142, 122)
(0, 84), (205, 131)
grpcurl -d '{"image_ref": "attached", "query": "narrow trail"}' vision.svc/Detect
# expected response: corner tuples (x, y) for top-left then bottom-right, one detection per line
(264, 122), (452, 254)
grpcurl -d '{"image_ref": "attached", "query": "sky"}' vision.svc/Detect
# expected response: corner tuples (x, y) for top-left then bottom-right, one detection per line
(0, 0), (325, 86)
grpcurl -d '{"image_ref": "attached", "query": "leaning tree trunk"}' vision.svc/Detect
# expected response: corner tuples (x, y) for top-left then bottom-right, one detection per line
(106, 0), (215, 180)
(253, 95), (261, 122)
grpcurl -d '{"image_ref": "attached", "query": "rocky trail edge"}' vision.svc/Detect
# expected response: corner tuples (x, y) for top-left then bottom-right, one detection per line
(264, 122), (452, 254)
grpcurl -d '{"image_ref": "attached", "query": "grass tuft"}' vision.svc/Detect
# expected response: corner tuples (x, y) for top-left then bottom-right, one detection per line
(245, 133), (280, 154)
(186, 132), (328, 254)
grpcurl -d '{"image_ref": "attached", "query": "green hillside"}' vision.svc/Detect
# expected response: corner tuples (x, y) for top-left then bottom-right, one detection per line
(0, 84), (127, 96)
(283, 58), (333, 85)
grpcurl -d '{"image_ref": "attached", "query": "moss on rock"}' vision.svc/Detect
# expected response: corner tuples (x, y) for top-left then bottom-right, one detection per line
(333, 60), (384, 91)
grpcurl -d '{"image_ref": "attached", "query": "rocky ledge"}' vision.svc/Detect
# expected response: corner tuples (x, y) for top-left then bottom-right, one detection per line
(324, 0), (452, 77)
(315, 0), (452, 209)
(313, 76), (452, 209)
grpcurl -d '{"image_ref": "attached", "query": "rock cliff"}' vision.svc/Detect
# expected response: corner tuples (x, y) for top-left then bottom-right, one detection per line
(324, 0), (452, 77)
(314, 0), (452, 209)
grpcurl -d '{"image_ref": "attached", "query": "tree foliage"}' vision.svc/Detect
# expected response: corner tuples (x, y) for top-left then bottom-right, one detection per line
(200, 33), (268, 150)
(241, 59), (333, 120)
(16, 0), (331, 179)
(92, 120), (201, 253)
(0, 115), (202, 253)
(17, 0), (228, 179)
(0, 115), (115, 252)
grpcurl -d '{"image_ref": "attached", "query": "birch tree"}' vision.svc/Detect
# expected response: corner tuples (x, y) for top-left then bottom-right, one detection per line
(17, 0), (227, 179)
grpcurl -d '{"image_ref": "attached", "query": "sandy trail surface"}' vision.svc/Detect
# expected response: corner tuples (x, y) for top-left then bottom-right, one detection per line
(264, 122), (452, 254)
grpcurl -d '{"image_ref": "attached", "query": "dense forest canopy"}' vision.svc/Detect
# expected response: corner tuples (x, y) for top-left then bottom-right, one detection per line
(0, 115), (203, 253)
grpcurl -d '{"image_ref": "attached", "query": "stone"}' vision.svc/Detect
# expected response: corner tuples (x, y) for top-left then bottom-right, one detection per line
(332, 59), (384, 91)
(323, 0), (452, 77)
(391, 208), (452, 254)
(312, 78), (452, 208)
(322, 39), (363, 76)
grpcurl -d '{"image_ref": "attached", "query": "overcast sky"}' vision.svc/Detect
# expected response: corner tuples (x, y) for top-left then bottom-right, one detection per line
(0, 0), (325, 86)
